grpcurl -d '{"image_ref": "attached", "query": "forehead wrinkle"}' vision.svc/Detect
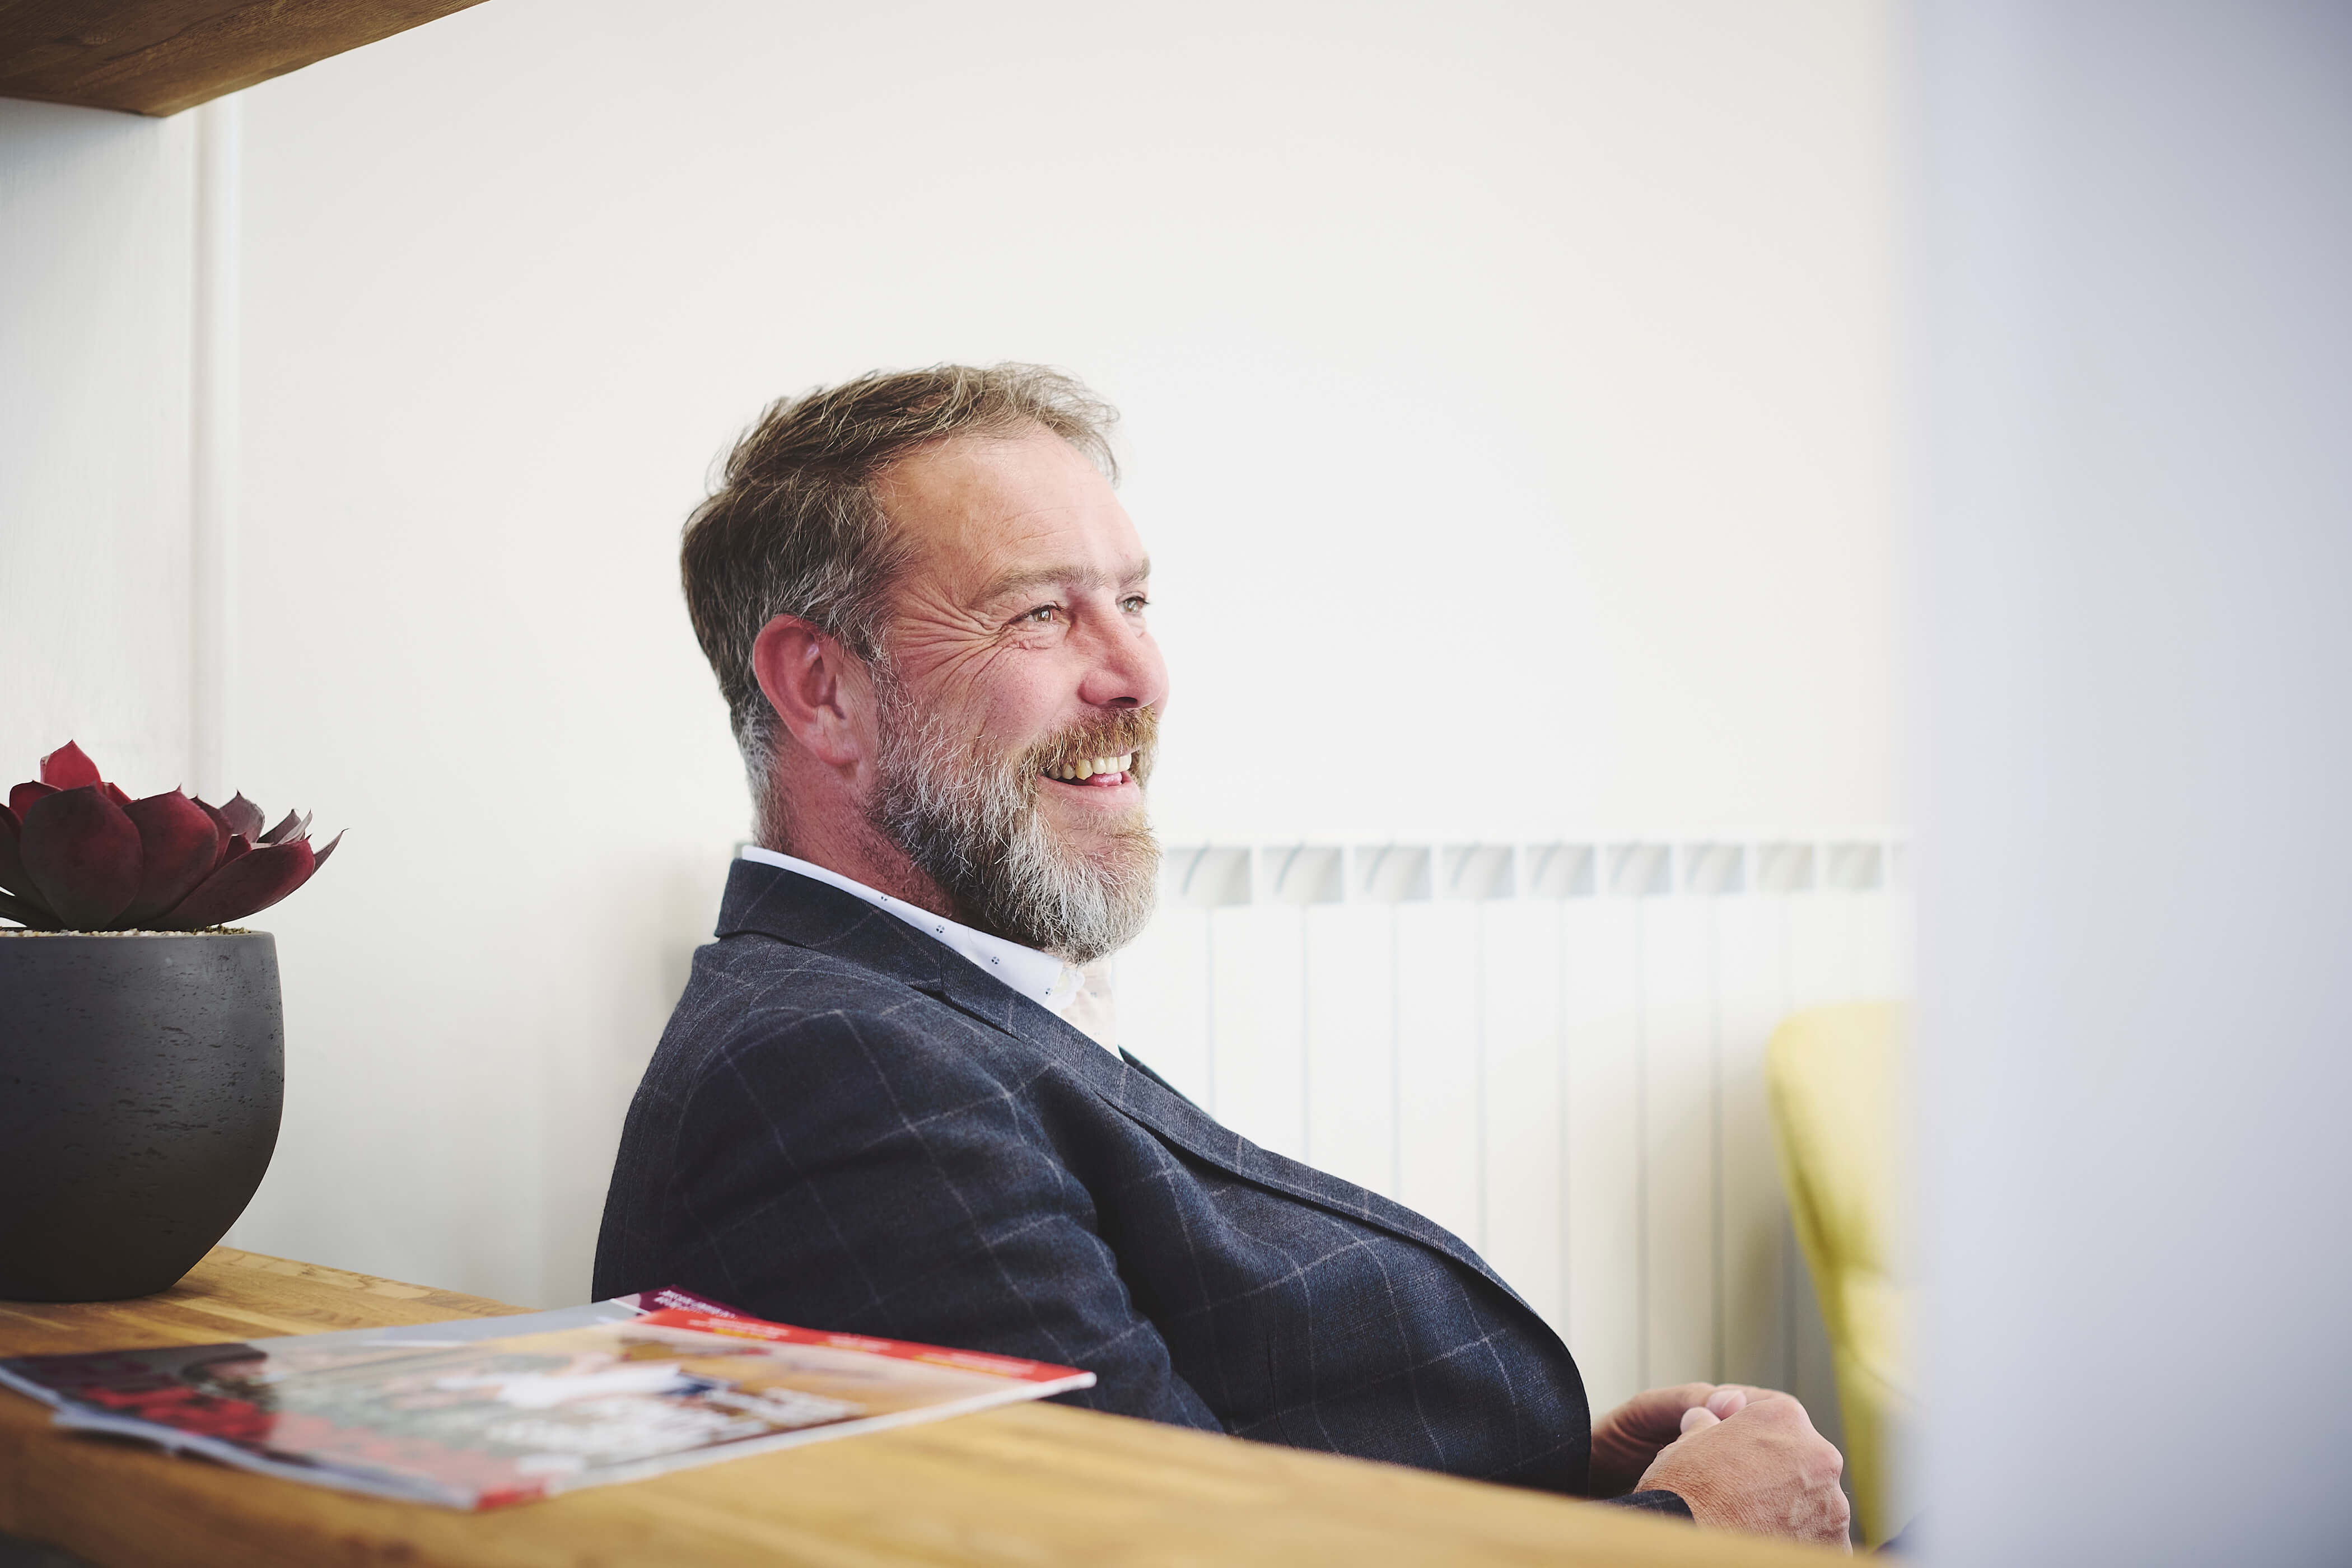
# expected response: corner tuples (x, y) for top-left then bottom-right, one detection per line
(974, 554), (1151, 608)
(873, 428), (1146, 619)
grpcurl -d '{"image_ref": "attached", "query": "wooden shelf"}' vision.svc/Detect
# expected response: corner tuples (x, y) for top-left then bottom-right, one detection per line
(0, 0), (487, 117)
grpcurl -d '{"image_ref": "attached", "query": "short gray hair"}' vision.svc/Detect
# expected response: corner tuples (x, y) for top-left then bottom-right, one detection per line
(679, 364), (1119, 840)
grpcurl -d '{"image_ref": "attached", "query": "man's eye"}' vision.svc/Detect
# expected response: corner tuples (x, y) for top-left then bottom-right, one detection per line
(1121, 595), (1150, 613)
(1020, 605), (1059, 624)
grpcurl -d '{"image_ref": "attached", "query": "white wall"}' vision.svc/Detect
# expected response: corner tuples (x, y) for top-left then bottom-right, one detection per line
(0, 100), (194, 788)
(1912, 2), (2352, 1561)
(7, 0), (1900, 1313)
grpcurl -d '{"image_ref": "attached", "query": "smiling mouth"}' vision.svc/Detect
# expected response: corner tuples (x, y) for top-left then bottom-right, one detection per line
(1040, 752), (1136, 788)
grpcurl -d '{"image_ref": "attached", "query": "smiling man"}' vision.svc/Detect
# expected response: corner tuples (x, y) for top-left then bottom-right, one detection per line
(594, 365), (1848, 1546)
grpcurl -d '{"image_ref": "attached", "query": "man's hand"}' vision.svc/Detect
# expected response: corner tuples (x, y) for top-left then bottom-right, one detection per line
(1588, 1383), (1768, 1497)
(1636, 1392), (1852, 1549)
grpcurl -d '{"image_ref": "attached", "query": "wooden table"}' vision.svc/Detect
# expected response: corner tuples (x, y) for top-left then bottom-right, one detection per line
(0, 1249), (1834, 1566)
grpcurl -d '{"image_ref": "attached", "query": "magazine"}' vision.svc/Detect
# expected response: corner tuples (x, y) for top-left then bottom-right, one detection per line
(0, 1291), (1092, 1509)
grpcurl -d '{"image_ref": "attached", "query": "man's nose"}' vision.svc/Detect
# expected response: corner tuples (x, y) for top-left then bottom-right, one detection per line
(1076, 615), (1168, 712)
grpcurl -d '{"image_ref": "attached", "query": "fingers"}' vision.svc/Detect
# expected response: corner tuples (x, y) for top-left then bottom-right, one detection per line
(1632, 1383), (1717, 1419)
(1633, 1382), (1852, 1548)
(1724, 1392), (1813, 1431)
(1656, 1386), (1784, 1437)
(1589, 1384), (1732, 1499)
(1608, 1383), (1721, 1442)
(1707, 1383), (1800, 1420)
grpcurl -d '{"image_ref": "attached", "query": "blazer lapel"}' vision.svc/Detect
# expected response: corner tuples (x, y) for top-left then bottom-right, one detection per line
(1094, 1045), (1540, 1314)
(717, 860), (1544, 1325)
(1117, 1048), (1200, 1108)
(961, 971), (1540, 1317)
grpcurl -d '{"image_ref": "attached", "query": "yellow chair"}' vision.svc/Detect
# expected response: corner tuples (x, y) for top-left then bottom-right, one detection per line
(1765, 1002), (1914, 1548)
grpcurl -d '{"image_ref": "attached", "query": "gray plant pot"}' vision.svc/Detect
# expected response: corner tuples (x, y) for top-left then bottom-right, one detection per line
(0, 932), (283, 1301)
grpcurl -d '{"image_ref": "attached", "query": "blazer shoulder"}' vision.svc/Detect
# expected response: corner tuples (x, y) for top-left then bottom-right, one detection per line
(685, 929), (918, 1011)
(665, 930), (1009, 1085)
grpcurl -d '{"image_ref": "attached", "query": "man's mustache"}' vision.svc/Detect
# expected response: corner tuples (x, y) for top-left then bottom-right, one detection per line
(1025, 707), (1160, 783)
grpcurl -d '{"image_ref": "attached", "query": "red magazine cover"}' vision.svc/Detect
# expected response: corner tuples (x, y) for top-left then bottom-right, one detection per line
(0, 1300), (1092, 1509)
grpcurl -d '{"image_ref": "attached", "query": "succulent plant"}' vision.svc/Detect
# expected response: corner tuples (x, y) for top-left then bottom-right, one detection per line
(0, 741), (339, 932)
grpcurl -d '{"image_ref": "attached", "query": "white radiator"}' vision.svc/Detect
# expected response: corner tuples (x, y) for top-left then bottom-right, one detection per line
(1117, 837), (1911, 1424)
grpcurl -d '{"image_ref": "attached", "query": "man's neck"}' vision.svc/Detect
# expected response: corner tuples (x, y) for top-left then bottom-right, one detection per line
(761, 762), (962, 924)
(738, 845), (1120, 1052)
(769, 822), (959, 926)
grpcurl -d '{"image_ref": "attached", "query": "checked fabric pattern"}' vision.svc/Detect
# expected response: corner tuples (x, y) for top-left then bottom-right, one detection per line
(595, 859), (1602, 1495)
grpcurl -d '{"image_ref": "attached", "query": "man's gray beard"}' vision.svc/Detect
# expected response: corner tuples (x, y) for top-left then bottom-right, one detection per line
(866, 681), (1160, 965)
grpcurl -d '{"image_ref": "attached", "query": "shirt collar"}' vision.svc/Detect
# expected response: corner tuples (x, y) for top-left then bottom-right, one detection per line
(736, 846), (1085, 1018)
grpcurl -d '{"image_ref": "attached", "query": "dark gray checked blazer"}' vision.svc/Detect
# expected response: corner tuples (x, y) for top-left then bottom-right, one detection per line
(597, 860), (1682, 1510)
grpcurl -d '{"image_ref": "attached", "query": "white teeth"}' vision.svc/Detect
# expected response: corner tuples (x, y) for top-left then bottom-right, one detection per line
(1046, 752), (1135, 781)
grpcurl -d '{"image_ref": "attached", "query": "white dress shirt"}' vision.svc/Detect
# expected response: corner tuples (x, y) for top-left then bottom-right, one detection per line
(737, 846), (1118, 1052)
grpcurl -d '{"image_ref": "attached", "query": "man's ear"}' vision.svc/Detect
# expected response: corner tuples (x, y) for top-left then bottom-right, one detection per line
(750, 614), (869, 770)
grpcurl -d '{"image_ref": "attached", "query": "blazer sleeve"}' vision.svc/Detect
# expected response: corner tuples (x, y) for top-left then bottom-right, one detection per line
(1608, 1490), (1693, 1519)
(659, 1003), (1225, 1433)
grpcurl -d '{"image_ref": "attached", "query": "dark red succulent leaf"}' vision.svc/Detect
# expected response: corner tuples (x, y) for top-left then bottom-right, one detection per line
(260, 809), (310, 846)
(0, 806), (28, 893)
(0, 804), (55, 921)
(192, 797), (235, 861)
(156, 837), (316, 930)
(121, 791), (227, 927)
(17, 786), (143, 930)
(10, 781), (58, 818)
(0, 836), (53, 926)
(310, 830), (343, 870)
(0, 889), (60, 931)
(39, 741), (102, 790)
(0, 806), (57, 920)
(218, 792), (266, 842)
(103, 782), (132, 807)
(220, 833), (254, 869)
